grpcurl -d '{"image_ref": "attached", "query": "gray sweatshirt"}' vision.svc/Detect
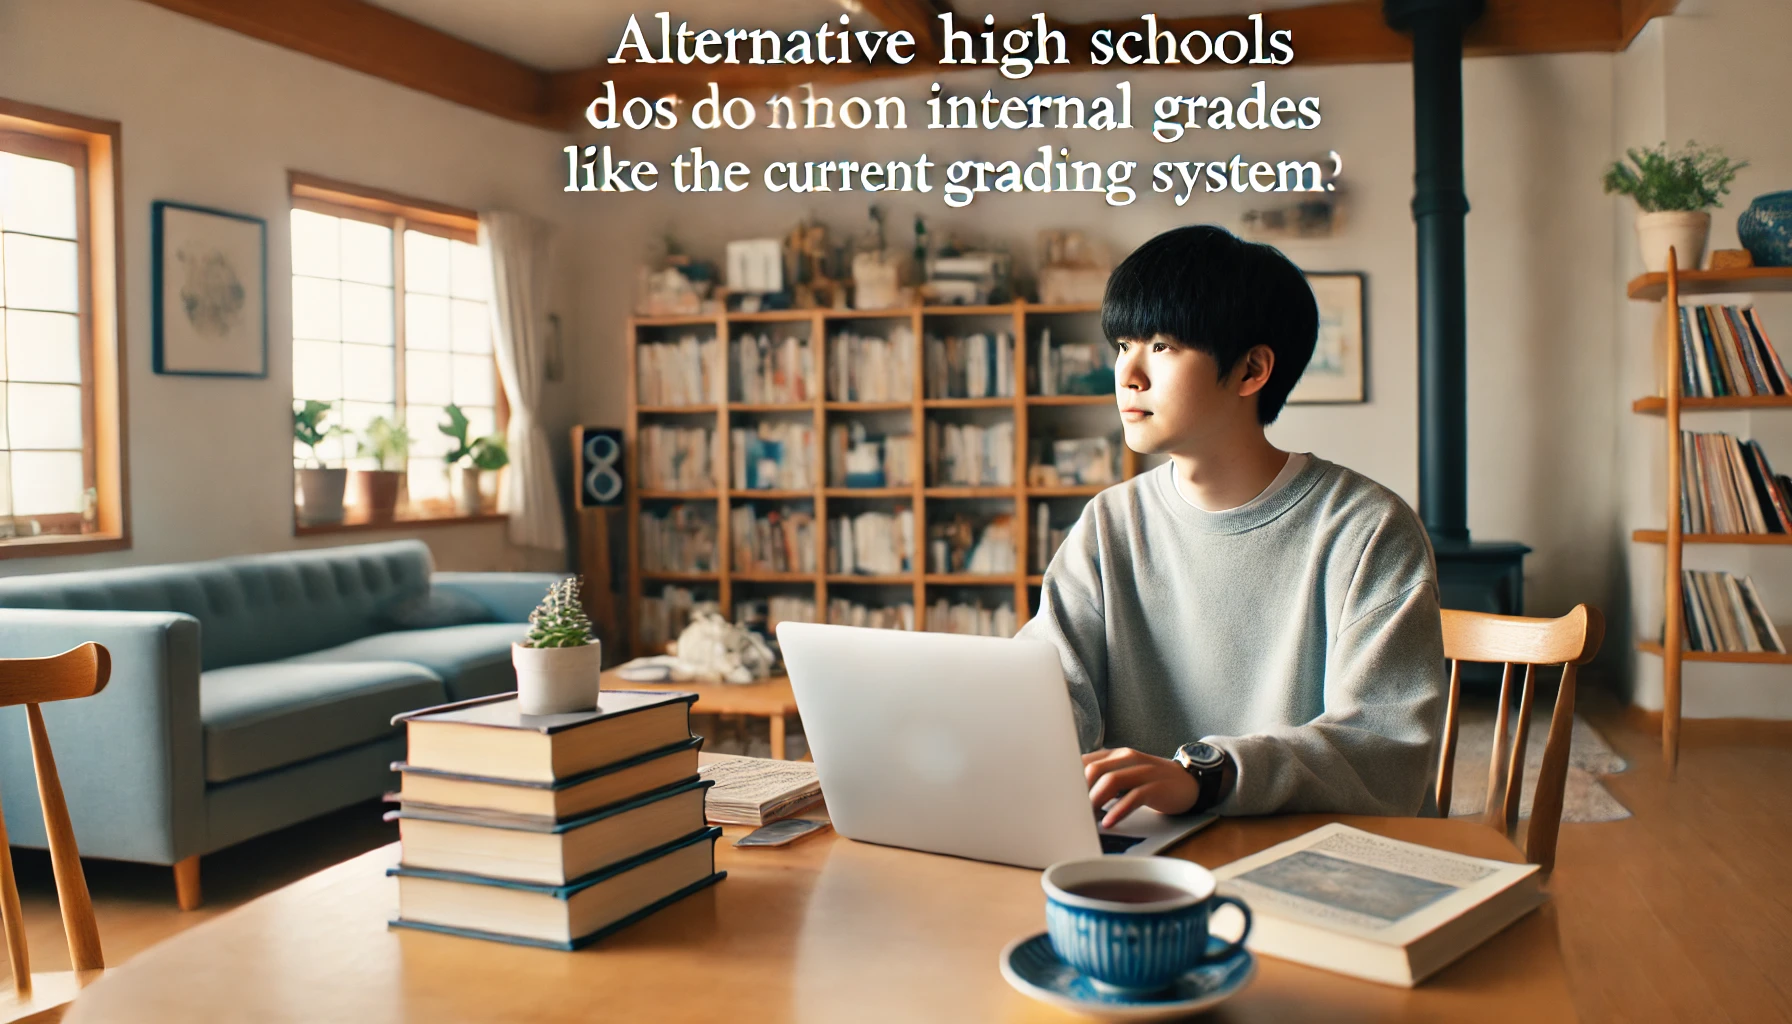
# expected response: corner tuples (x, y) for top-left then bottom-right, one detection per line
(1017, 457), (1445, 817)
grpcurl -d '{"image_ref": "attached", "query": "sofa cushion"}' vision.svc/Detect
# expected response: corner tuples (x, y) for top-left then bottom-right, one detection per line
(284, 623), (527, 702)
(381, 587), (494, 631)
(202, 660), (445, 783)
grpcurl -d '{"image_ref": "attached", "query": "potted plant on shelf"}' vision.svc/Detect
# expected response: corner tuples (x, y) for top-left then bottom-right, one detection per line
(293, 400), (346, 526)
(438, 404), (510, 516)
(352, 416), (412, 523)
(513, 577), (601, 715)
(1603, 141), (1747, 273)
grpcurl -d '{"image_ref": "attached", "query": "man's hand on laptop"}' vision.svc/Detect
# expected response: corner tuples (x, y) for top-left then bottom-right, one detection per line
(1082, 748), (1199, 829)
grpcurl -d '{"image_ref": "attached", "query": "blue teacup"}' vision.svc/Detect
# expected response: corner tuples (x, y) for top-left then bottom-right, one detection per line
(1041, 856), (1252, 994)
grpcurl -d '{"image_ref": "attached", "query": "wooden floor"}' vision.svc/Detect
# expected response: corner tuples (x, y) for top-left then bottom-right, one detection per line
(1, 689), (1788, 1022)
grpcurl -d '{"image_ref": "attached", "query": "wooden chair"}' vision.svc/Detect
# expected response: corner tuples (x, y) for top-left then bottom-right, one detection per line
(1435, 605), (1604, 875)
(0, 643), (110, 1022)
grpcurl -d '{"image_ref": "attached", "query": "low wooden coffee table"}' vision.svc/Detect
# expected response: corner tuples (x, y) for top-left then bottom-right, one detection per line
(604, 670), (800, 758)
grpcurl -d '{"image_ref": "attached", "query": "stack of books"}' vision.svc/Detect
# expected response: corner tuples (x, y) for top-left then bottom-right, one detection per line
(733, 421), (816, 490)
(1033, 329), (1116, 396)
(927, 513), (1016, 574)
(1675, 305), (1789, 397)
(827, 422), (916, 488)
(641, 503), (717, 573)
(827, 597), (916, 630)
(926, 421), (1016, 486)
(925, 331), (1014, 399)
(829, 508), (915, 575)
(730, 504), (816, 574)
(829, 327), (916, 401)
(1678, 431), (1791, 533)
(387, 692), (723, 950)
(925, 597), (1017, 637)
(733, 333), (813, 403)
(637, 336), (723, 406)
(638, 425), (719, 492)
(1680, 570), (1786, 654)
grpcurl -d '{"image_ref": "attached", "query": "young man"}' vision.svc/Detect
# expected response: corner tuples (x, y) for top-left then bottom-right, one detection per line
(1017, 225), (1445, 826)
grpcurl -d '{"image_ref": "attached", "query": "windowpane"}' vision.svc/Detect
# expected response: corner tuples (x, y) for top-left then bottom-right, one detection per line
(8, 382), (82, 449)
(6, 310), (80, 384)
(450, 240), (486, 300)
(340, 343), (394, 403)
(408, 457), (449, 501)
(0, 153), (77, 241)
(292, 339), (343, 401)
(341, 400), (395, 445)
(2, 233), (78, 312)
(405, 293), (449, 350)
(450, 299), (490, 354)
(292, 277), (341, 341)
(10, 450), (81, 515)
(452, 354), (494, 407)
(407, 404), (449, 457)
(463, 405), (496, 442)
(341, 282), (394, 346)
(0, 452), (10, 516)
(0, 386), (7, 448)
(406, 350), (451, 406)
(289, 210), (339, 278)
(340, 219), (393, 286)
(405, 231), (449, 296)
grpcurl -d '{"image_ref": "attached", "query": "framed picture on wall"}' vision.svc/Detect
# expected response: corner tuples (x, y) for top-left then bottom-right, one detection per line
(1289, 271), (1367, 404)
(152, 200), (267, 377)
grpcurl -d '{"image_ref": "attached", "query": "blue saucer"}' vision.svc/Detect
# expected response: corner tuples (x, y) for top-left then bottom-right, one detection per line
(999, 932), (1255, 1021)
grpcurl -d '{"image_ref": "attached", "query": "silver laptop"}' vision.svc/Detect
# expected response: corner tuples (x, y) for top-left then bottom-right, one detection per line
(776, 622), (1214, 869)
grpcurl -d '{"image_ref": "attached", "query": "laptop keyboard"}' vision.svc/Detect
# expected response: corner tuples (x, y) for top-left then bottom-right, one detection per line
(1099, 832), (1146, 854)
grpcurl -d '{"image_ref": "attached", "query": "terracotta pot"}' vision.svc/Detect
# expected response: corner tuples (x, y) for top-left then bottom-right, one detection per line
(511, 641), (602, 715)
(455, 466), (484, 516)
(294, 467), (347, 526)
(350, 469), (404, 523)
(1635, 211), (1710, 273)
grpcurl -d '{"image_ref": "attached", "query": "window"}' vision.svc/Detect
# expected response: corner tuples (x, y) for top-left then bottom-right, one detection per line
(0, 99), (125, 557)
(288, 174), (501, 523)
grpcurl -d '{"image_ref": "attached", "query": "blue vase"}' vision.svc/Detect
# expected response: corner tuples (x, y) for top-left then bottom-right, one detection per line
(1738, 191), (1792, 267)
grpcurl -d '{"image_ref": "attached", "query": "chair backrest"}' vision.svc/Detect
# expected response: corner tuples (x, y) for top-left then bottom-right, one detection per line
(0, 643), (111, 995)
(1436, 605), (1604, 875)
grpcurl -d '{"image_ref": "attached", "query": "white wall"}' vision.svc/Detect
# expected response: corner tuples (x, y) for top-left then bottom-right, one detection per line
(0, 0), (588, 576)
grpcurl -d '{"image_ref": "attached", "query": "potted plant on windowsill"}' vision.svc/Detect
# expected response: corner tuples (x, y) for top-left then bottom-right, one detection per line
(352, 416), (412, 523)
(439, 404), (510, 516)
(1603, 141), (1747, 273)
(513, 577), (601, 715)
(293, 400), (347, 526)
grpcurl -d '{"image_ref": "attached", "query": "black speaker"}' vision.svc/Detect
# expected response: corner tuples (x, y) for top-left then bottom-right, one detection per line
(573, 427), (625, 507)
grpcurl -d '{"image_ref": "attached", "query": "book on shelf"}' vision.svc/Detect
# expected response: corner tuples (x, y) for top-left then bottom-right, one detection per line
(1677, 431), (1792, 534)
(827, 422), (915, 488)
(829, 326), (916, 401)
(1676, 305), (1790, 398)
(638, 586), (711, 653)
(395, 691), (699, 784)
(925, 421), (1016, 486)
(829, 508), (915, 575)
(1033, 328), (1116, 396)
(925, 331), (1014, 399)
(638, 424), (719, 492)
(697, 752), (824, 826)
(641, 503), (718, 573)
(390, 776), (713, 886)
(733, 421), (816, 490)
(925, 598), (1017, 637)
(1211, 822), (1544, 988)
(734, 596), (818, 644)
(390, 826), (725, 950)
(1032, 504), (1074, 574)
(1027, 436), (1118, 487)
(927, 513), (1016, 574)
(730, 504), (817, 574)
(393, 736), (704, 823)
(1679, 569), (1787, 654)
(827, 598), (915, 630)
(637, 336), (723, 406)
(733, 332), (813, 403)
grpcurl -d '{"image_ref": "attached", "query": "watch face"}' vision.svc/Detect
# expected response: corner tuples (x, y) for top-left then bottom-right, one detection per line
(1179, 742), (1225, 770)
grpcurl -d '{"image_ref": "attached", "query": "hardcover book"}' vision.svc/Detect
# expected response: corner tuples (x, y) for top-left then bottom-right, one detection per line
(392, 737), (703, 821)
(393, 690), (697, 783)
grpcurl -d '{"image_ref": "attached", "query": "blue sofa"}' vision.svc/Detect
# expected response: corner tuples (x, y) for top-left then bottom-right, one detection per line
(0, 540), (564, 906)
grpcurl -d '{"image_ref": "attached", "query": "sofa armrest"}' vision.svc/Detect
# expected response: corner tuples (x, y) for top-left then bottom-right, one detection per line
(0, 609), (205, 865)
(432, 572), (569, 624)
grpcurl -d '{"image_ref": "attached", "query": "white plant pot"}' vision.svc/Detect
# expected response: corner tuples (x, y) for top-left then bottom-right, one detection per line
(1635, 211), (1710, 274)
(454, 466), (484, 516)
(511, 641), (602, 716)
(294, 467), (347, 526)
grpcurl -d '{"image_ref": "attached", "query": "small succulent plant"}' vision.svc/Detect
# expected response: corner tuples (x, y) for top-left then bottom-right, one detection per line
(526, 578), (595, 648)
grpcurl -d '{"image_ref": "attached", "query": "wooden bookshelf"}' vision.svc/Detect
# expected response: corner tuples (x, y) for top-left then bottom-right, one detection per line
(1628, 256), (1792, 775)
(625, 301), (1137, 656)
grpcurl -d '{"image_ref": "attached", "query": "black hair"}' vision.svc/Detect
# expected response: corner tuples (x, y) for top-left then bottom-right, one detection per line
(1101, 224), (1318, 425)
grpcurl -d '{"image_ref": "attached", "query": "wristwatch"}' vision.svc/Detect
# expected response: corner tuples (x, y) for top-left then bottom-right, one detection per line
(1173, 741), (1230, 814)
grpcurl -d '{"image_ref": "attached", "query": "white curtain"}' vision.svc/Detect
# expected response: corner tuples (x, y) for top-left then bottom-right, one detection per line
(480, 211), (565, 551)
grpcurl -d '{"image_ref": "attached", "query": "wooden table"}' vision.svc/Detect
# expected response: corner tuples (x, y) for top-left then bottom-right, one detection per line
(64, 815), (1575, 1023)
(608, 670), (800, 759)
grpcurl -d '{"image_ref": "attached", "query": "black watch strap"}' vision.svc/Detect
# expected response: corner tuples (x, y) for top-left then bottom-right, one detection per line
(1175, 742), (1230, 814)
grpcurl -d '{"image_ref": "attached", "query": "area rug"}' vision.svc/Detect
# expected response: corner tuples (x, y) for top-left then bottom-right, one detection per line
(1447, 702), (1631, 823)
